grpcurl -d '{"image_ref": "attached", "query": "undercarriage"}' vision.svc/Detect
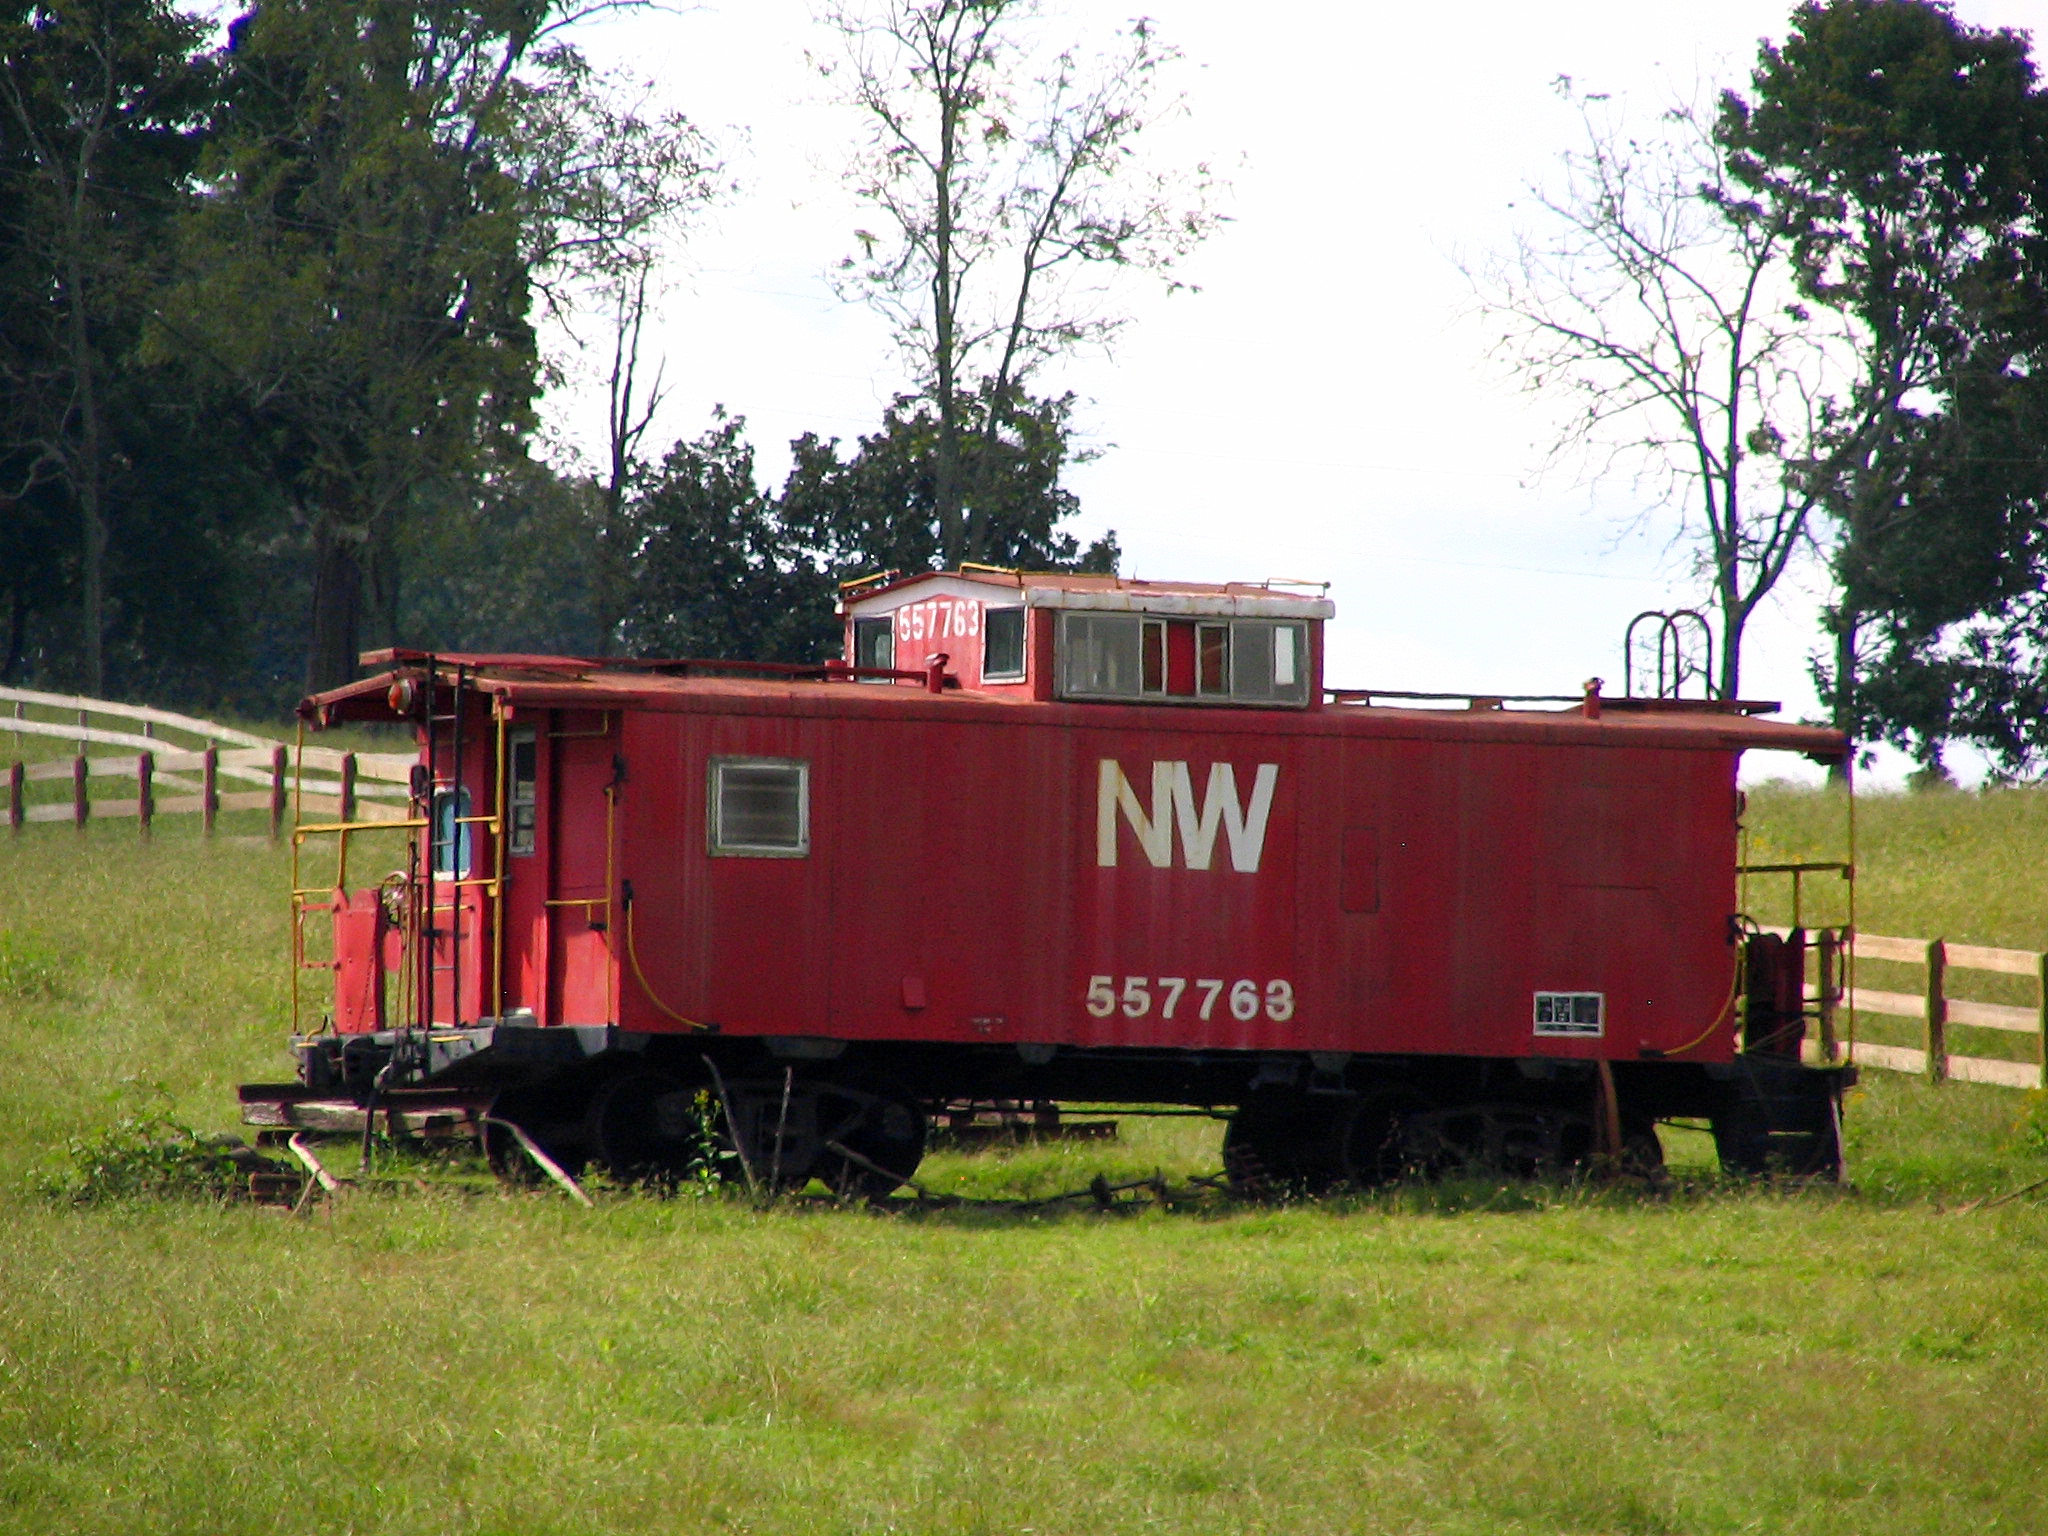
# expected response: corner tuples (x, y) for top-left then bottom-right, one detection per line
(242, 1025), (1854, 1192)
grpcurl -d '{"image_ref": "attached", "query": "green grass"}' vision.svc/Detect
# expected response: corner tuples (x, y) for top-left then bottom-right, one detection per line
(1745, 781), (2048, 1071)
(1744, 779), (2048, 946)
(3, 791), (2048, 1533)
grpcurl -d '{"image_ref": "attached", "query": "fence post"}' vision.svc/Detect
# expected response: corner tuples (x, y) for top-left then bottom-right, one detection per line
(340, 752), (357, 823)
(1924, 938), (1948, 1085)
(269, 745), (287, 840)
(202, 747), (218, 835)
(2036, 951), (2048, 1093)
(7, 760), (21, 833)
(1816, 928), (1840, 1062)
(71, 755), (87, 831)
(137, 751), (153, 841)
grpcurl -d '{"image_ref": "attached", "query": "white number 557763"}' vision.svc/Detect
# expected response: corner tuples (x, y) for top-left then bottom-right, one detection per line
(1085, 975), (1293, 1022)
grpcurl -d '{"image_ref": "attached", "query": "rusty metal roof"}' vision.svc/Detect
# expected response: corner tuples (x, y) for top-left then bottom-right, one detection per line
(309, 651), (1847, 761)
(837, 569), (1338, 619)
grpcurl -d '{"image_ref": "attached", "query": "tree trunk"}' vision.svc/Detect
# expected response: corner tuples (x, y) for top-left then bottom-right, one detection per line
(305, 519), (365, 693)
(2, 586), (23, 684)
(594, 482), (627, 657)
(1718, 592), (1744, 702)
(1828, 606), (1859, 786)
(962, 382), (1013, 567)
(61, 236), (106, 696)
(930, 63), (964, 567)
(934, 378), (963, 565)
(367, 522), (401, 653)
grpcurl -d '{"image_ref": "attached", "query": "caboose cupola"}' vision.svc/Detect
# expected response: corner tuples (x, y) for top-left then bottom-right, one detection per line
(837, 569), (1334, 707)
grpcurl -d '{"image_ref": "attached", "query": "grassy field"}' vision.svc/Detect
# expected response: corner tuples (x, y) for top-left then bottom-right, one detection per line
(3, 789), (2048, 1534)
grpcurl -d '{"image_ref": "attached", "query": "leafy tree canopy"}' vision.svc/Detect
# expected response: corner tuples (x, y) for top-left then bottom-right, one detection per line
(620, 389), (1116, 666)
(1720, 0), (2048, 773)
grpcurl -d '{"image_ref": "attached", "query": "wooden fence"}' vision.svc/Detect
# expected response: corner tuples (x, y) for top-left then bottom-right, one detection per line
(1795, 929), (2048, 1091)
(4, 685), (413, 836)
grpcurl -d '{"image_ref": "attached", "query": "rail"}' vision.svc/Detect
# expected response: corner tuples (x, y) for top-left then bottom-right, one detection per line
(1325, 686), (1781, 715)
(1776, 928), (2048, 1091)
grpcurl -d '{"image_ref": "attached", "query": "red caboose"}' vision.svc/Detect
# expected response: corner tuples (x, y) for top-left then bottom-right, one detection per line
(256, 570), (1852, 1188)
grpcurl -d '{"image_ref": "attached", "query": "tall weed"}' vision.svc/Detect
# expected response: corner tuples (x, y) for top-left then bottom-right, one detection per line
(37, 1111), (249, 1204)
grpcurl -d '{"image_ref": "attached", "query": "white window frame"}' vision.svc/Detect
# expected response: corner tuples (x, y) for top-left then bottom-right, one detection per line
(851, 615), (895, 674)
(506, 726), (538, 857)
(1230, 619), (1311, 704)
(708, 756), (810, 858)
(1057, 612), (1313, 707)
(982, 606), (1027, 681)
(1058, 612), (1163, 700)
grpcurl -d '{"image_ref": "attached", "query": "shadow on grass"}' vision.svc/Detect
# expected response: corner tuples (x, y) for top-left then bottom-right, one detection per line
(854, 1166), (1873, 1229)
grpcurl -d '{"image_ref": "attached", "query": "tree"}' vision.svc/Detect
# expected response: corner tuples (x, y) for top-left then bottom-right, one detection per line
(1843, 364), (2048, 771)
(167, 0), (717, 692)
(1477, 83), (1851, 698)
(781, 380), (1115, 577)
(394, 457), (618, 656)
(819, 0), (1218, 565)
(619, 390), (1116, 666)
(619, 412), (838, 663)
(0, 0), (209, 692)
(1719, 0), (2048, 764)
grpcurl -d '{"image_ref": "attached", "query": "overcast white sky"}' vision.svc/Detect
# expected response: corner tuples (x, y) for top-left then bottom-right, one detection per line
(554, 0), (2045, 785)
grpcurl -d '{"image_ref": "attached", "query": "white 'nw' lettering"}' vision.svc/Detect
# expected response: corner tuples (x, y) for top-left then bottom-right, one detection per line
(1096, 759), (1279, 872)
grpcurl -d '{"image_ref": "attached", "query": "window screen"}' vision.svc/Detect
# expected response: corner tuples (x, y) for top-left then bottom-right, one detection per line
(852, 617), (894, 671)
(1060, 613), (1145, 697)
(1230, 620), (1310, 703)
(709, 758), (809, 856)
(431, 788), (473, 876)
(1060, 612), (1311, 706)
(983, 607), (1026, 680)
(507, 727), (537, 856)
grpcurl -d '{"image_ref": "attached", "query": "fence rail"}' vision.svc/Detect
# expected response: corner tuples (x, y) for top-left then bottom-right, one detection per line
(4, 686), (413, 839)
(1785, 927), (2048, 1090)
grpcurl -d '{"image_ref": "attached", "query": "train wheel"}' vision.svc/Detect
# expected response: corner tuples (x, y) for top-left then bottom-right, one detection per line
(589, 1072), (709, 1186)
(809, 1083), (927, 1200)
(1330, 1088), (1433, 1187)
(1223, 1091), (1342, 1194)
(1403, 1103), (1594, 1180)
(710, 1074), (926, 1197)
(1617, 1115), (1667, 1179)
(483, 1081), (591, 1185)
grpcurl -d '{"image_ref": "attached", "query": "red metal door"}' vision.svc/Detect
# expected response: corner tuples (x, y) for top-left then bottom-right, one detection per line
(546, 720), (617, 1025)
(423, 783), (489, 1026)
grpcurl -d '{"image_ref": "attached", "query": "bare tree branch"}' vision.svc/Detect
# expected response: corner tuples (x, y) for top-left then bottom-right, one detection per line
(1471, 83), (1869, 697)
(817, 0), (1223, 564)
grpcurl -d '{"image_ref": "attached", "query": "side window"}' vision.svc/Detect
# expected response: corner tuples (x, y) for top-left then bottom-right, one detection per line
(1231, 620), (1309, 704)
(507, 727), (537, 856)
(1141, 620), (1166, 694)
(983, 607), (1026, 680)
(1196, 623), (1231, 695)
(852, 616), (894, 671)
(1060, 613), (1143, 697)
(1059, 612), (1312, 706)
(709, 757), (809, 857)
(431, 787), (473, 877)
